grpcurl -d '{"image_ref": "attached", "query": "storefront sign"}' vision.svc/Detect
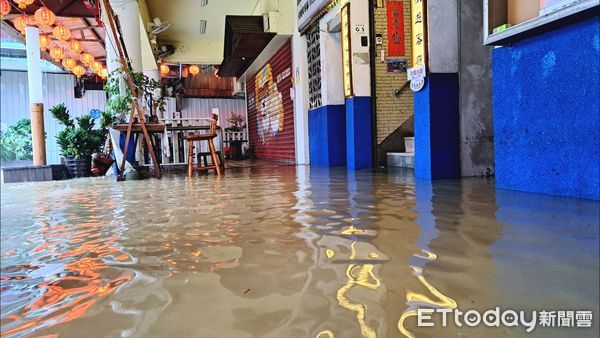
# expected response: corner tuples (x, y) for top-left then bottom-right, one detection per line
(411, 0), (427, 68)
(297, 0), (334, 33)
(387, 1), (405, 57)
(407, 64), (426, 80)
(410, 76), (425, 92)
(341, 3), (353, 97)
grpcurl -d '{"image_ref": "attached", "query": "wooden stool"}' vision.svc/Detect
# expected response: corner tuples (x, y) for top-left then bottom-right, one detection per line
(186, 114), (222, 176)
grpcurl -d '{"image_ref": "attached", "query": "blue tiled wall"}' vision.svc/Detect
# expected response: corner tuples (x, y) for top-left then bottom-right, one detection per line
(493, 17), (600, 200)
(414, 73), (461, 179)
(308, 105), (347, 167)
(346, 97), (373, 170)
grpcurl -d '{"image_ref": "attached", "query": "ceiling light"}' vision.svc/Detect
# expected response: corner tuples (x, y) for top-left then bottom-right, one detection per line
(199, 20), (207, 34)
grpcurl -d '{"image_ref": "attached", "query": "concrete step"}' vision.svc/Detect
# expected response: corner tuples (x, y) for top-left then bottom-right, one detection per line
(387, 152), (415, 168)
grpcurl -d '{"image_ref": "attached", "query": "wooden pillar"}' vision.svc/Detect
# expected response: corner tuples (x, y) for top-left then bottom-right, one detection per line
(30, 103), (46, 165)
(25, 26), (46, 166)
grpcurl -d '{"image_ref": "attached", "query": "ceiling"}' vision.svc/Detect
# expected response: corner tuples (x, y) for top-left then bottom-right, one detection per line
(145, 0), (261, 64)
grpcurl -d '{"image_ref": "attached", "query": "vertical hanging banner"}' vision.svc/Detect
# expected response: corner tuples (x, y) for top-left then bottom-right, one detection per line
(341, 3), (353, 98)
(411, 0), (427, 68)
(386, 1), (405, 57)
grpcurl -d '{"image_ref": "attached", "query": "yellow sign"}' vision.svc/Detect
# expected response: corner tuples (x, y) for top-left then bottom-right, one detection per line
(411, 0), (427, 68)
(341, 3), (353, 97)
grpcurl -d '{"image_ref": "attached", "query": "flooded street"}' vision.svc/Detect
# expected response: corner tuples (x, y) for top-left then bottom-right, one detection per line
(1, 164), (598, 337)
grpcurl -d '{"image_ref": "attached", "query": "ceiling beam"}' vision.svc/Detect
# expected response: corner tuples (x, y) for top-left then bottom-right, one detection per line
(55, 0), (79, 17)
(82, 17), (105, 48)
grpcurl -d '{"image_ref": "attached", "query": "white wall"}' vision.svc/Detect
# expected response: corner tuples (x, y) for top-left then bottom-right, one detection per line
(163, 97), (248, 130)
(0, 71), (107, 164)
(349, 0), (372, 97)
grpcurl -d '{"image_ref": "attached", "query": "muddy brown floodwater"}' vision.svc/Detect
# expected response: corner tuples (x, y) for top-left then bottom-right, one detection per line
(1, 165), (598, 337)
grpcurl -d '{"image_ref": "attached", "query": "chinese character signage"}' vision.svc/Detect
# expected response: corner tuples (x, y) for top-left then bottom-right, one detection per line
(341, 3), (353, 98)
(411, 0), (427, 68)
(386, 1), (405, 57)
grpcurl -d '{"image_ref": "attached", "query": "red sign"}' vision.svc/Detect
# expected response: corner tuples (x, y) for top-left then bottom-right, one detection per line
(386, 1), (405, 57)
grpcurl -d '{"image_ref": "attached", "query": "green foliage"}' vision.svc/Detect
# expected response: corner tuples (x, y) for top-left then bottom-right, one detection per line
(103, 65), (166, 122)
(52, 104), (104, 158)
(0, 119), (33, 161)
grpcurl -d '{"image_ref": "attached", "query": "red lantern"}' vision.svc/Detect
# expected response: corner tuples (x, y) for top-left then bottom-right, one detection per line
(49, 46), (65, 61)
(81, 52), (94, 65)
(160, 64), (170, 76)
(62, 57), (76, 70)
(39, 34), (52, 51)
(1, 0), (11, 19)
(34, 6), (56, 27)
(72, 64), (86, 78)
(99, 67), (109, 79)
(181, 67), (189, 78)
(91, 61), (103, 74)
(189, 65), (200, 76)
(52, 24), (71, 41)
(12, 0), (34, 10)
(69, 39), (84, 54)
(14, 15), (35, 35)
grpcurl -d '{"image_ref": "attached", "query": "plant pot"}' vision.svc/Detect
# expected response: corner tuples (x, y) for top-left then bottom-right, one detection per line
(229, 140), (243, 160)
(404, 137), (415, 153)
(64, 155), (92, 178)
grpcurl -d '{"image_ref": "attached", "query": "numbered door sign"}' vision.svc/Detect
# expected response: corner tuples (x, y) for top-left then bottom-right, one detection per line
(410, 77), (425, 92)
(354, 24), (367, 35)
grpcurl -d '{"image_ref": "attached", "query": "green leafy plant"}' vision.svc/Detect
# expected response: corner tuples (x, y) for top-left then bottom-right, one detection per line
(104, 64), (166, 122)
(50, 104), (104, 158)
(0, 118), (34, 161)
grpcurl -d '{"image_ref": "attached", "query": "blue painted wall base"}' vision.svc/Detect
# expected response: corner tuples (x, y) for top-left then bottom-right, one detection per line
(346, 97), (373, 170)
(414, 73), (460, 179)
(308, 105), (347, 167)
(493, 17), (599, 200)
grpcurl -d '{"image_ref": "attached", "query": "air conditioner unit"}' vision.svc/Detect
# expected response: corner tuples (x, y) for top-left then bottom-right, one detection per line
(233, 79), (245, 96)
(262, 12), (281, 33)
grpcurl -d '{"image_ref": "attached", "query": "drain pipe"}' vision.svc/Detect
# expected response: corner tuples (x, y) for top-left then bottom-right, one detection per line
(368, 0), (378, 168)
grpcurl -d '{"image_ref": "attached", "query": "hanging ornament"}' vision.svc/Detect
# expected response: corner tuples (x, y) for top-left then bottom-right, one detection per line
(34, 6), (56, 27)
(80, 52), (94, 66)
(1, 0), (11, 19)
(72, 64), (86, 78)
(50, 46), (65, 61)
(181, 67), (189, 78)
(39, 34), (52, 51)
(91, 61), (103, 74)
(69, 39), (84, 54)
(12, 0), (34, 10)
(189, 65), (200, 76)
(99, 67), (109, 79)
(14, 15), (35, 35)
(160, 64), (170, 76)
(52, 24), (71, 41)
(62, 57), (76, 70)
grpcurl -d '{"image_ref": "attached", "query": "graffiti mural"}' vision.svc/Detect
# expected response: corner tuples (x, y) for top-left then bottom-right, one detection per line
(255, 64), (285, 144)
(247, 39), (295, 162)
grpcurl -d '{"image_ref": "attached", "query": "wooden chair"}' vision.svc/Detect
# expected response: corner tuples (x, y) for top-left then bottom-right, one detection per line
(186, 114), (222, 176)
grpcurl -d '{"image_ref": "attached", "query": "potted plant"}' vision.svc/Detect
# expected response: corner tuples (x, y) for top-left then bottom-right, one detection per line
(224, 112), (246, 160)
(50, 103), (105, 178)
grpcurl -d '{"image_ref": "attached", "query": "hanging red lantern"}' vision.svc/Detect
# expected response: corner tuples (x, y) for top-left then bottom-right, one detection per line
(160, 64), (170, 76)
(62, 57), (76, 70)
(80, 52), (94, 65)
(12, 0), (34, 10)
(91, 61), (103, 73)
(34, 6), (56, 27)
(39, 34), (52, 51)
(69, 39), (84, 54)
(181, 67), (189, 78)
(1, 0), (11, 19)
(49, 46), (65, 61)
(52, 24), (71, 41)
(14, 15), (35, 35)
(99, 67), (109, 79)
(189, 65), (200, 76)
(72, 64), (86, 78)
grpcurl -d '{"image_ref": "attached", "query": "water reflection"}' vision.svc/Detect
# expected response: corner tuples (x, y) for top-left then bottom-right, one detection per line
(1, 166), (598, 337)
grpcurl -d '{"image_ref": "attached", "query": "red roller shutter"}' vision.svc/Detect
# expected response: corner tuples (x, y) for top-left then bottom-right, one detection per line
(247, 39), (295, 162)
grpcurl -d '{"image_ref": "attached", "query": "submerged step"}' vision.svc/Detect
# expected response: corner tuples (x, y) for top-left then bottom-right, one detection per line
(387, 152), (415, 169)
